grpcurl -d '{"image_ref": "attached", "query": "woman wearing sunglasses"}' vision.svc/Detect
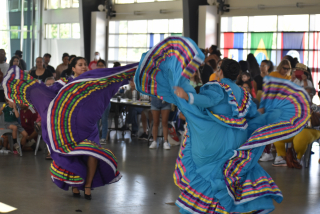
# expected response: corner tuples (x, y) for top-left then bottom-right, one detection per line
(269, 59), (292, 80)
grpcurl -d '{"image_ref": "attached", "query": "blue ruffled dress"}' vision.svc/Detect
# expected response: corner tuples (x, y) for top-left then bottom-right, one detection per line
(134, 36), (310, 214)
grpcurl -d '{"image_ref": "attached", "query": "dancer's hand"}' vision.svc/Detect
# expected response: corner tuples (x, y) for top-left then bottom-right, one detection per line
(174, 86), (189, 101)
(258, 108), (265, 114)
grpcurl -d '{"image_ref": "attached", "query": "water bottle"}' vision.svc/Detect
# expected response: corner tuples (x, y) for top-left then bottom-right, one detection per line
(132, 90), (137, 101)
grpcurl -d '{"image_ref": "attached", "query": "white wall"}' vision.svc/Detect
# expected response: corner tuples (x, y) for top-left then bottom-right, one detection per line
(41, 8), (82, 68)
(112, 1), (183, 21)
(223, 0), (320, 16)
(198, 6), (218, 49)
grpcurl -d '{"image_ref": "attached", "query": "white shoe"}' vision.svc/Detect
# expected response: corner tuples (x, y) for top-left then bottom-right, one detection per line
(163, 141), (171, 150)
(99, 139), (106, 145)
(259, 152), (274, 162)
(1, 147), (6, 151)
(149, 141), (157, 149)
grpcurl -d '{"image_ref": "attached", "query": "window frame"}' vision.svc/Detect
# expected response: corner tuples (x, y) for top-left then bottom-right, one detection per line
(45, 23), (81, 39)
(45, 0), (79, 10)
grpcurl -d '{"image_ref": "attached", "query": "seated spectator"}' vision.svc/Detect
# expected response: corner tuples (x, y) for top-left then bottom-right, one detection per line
(272, 87), (320, 169)
(241, 81), (259, 108)
(45, 77), (55, 87)
(61, 55), (76, 78)
(253, 60), (273, 102)
(56, 53), (69, 80)
(30, 57), (53, 83)
(96, 59), (106, 69)
(209, 59), (222, 82)
(0, 100), (28, 154)
(122, 79), (150, 139)
(88, 52), (100, 70)
(113, 62), (121, 67)
(14, 50), (27, 70)
(9, 56), (22, 70)
(269, 59), (291, 80)
(19, 104), (38, 145)
(0, 49), (9, 102)
(291, 63), (313, 87)
(43, 53), (55, 76)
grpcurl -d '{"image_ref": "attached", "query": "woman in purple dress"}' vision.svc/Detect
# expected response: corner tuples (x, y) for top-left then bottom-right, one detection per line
(3, 57), (139, 200)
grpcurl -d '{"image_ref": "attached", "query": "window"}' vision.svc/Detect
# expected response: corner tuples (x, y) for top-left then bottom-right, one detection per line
(46, 0), (79, 9)
(108, 18), (183, 66)
(114, 0), (177, 4)
(45, 23), (80, 39)
(220, 14), (320, 90)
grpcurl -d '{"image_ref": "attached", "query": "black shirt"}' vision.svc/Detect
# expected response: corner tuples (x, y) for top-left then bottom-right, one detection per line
(20, 59), (27, 70)
(61, 68), (73, 78)
(254, 75), (263, 91)
(199, 64), (213, 85)
(45, 65), (56, 74)
(30, 69), (53, 83)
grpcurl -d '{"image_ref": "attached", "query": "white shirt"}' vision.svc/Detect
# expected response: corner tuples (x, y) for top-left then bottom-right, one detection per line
(0, 62), (9, 90)
(293, 78), (313, 88)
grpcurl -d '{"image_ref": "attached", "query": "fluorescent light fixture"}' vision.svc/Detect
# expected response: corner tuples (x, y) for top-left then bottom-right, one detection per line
(0, 202), (17, 213)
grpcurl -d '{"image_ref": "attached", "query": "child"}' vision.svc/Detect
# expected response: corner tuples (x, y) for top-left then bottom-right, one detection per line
(0, 100), (28, 155)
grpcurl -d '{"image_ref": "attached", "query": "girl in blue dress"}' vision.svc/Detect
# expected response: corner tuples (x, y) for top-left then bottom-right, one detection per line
(134, 36), (310, 214)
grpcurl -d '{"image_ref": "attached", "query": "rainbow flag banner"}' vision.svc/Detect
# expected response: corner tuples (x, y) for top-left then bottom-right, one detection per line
(222, 32), (245, 61)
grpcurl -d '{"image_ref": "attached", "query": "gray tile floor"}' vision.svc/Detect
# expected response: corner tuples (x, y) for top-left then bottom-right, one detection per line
(0, 139), (319, 214)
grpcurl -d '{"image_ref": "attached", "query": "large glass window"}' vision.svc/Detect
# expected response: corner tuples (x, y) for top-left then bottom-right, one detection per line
(108, 18), (183, 66)
(46, 0), (79, 9)
(0, 0), (40, 70)
(45, 23), (80, 39)
(114, 0), (177, 4)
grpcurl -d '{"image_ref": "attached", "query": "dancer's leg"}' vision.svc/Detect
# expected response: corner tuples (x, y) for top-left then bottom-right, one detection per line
(84, 156), (98, 195)
(161, 109), (170, 142)
(152, 110), (160, 142)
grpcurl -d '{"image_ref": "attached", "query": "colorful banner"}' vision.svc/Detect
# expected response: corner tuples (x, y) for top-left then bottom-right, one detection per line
(281, 32), (306, 64)
(250, 32), (273, 64)
(223, 32), (244, 61)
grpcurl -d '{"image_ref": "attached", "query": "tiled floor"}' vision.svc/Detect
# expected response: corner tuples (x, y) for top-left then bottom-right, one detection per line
(0, 138), (319, 214)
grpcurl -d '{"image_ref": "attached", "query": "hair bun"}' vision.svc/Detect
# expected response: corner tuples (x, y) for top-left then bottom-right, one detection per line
(221, 59), (240, 81)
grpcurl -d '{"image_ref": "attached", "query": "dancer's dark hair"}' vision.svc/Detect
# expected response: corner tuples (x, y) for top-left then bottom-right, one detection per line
(71, 57), (87, 68)
(246, 53), (260, 78)
(220, 59), (240, 81)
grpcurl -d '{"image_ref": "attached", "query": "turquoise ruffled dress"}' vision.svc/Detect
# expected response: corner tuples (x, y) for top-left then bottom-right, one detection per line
(134, 36), (310, 214)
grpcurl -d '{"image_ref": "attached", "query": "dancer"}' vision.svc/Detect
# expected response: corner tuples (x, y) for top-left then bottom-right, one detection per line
(134, 36), (310, 213)
(3, 58), (139, 199)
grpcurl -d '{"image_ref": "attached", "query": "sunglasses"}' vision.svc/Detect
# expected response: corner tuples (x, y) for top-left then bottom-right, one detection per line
(282, 67), (291, 71)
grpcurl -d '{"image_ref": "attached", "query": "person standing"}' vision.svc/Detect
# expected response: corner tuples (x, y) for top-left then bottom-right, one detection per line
(43, 53), (56, 76)
(88, 52), (100, 70)
(55, 53), (69, 80)
(0, 49), (9, 102)
(14, 50), (27, 70)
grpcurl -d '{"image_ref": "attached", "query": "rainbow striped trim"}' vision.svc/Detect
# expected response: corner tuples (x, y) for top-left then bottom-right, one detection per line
(223, 150), (282, 205)
(239, 76), (310, 150)
(206, 81), (252, 118)
(3, 66), (36, 105)
(50, 161), (84, 184)
(210, 112), (248, 129)
(137, 37), (203, 96)
(173, 127), (190, 190)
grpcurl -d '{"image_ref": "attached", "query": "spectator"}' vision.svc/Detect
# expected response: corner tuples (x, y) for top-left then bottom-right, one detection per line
(61, 55), (76, 78)
(247, 53), (260, 78)
(291, 63), (313, 87)
(96, 59), (106, 68)
(241, 81), (259, 108)
(238, 60), (256, 98)
(253, 60), (273, 99)
(198, 63), (213, 85)
(119, 87), (125, 94)
(149, 96), (171, 150)
(56, 53), (69, 80)
(97, 59), (111, 144)
(269, 59), (291, 80)
(0, 100), (28, 155)
(204, 45), (221, 63)
(209, 59), (222, 82)
(0, 49), (9, 102)
(88, 52), (100, 70)
(272, 87), (320, 169)
(14, 50), (27, 70)
(283, 55), (298, 69)
(9, 56), (22, 70)
(30, 57), (53, 83)
(19, 104), (38, 145)
(43, 53), (55, 75)
(45, 76), (55, 87)
(190, 69), (202, 93)
(113, 62), (121, 67)
(121, 79), (150, 139)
